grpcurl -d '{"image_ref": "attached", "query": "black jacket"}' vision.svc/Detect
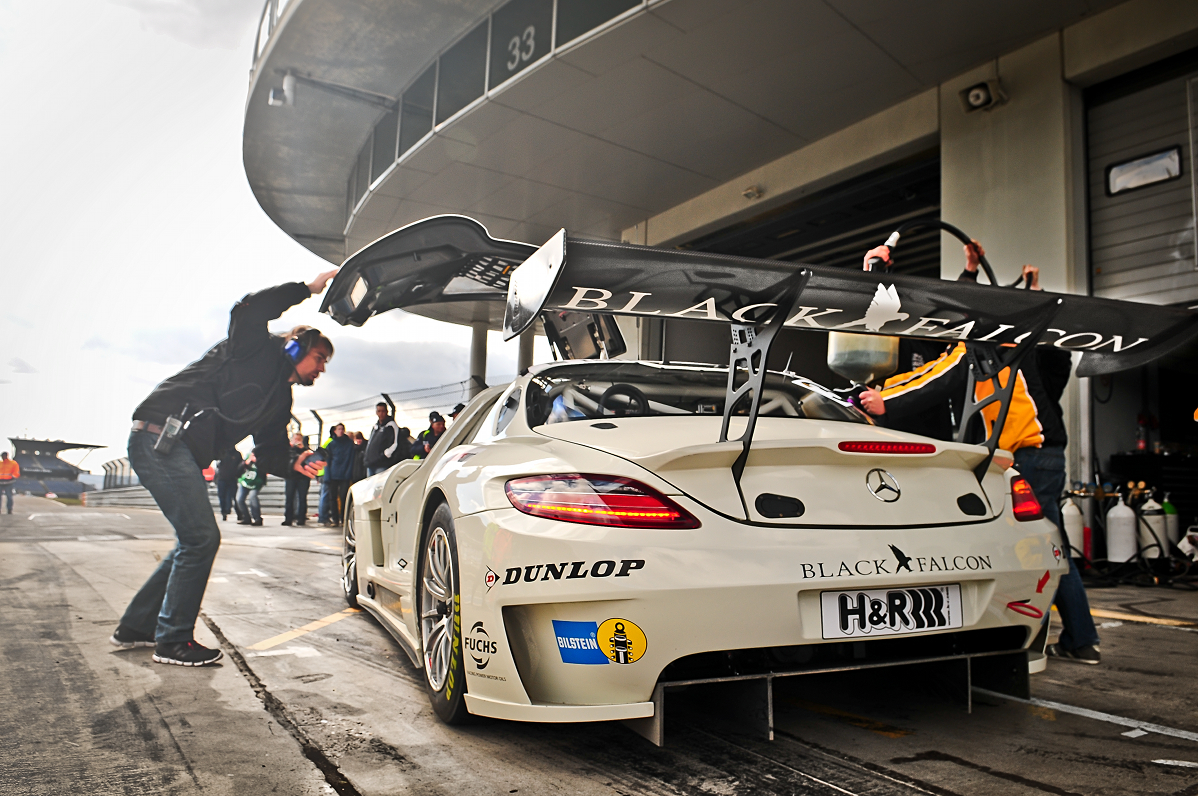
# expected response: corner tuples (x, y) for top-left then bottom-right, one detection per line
(214, 447), (245, 483)
(132, 282), (312, 477)
(365, 418), (403, 469)
(287, 443), (311, 482)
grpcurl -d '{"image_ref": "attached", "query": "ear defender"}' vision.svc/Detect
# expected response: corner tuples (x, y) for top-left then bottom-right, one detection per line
(285, 338), (303, 362)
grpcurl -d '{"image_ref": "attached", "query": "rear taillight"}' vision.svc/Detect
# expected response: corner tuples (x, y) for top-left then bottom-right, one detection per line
(1010, 477), (1044, 521)
(838, 441), (936, 454)
(505, 474), (700, 529)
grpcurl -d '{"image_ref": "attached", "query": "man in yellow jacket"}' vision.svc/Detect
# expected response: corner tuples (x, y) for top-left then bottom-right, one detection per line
(0, 451), (19, 514)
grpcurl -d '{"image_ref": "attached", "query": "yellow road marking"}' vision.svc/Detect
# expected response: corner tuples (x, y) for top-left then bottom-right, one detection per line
(309, 541), (340, 551)
(784, 697), (913, 738)
(1051, 605), (1197, 629)
(247, 608), (361, 651)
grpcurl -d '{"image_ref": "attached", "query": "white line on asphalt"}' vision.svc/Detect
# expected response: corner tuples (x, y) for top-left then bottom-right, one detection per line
(209, 577), (228, 583)
(245, 646), (321, 659)
(974, 688), (1198, 742)
(235, 569), (271, 578)
(1155, 760), (1198, 768)
(1122, 729), (1149, 738)
(78, 535), (125, 542)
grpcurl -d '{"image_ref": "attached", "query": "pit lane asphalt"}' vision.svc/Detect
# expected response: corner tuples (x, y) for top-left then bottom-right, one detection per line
(2, 496), (1196, 796)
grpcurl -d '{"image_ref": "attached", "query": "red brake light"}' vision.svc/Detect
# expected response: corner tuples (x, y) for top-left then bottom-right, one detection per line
(1010, 477), (1044, 521)
(838, 441), (936, 454)
(505, 474), (700, 529)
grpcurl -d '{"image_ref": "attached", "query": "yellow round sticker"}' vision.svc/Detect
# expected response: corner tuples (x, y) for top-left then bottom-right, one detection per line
(597, 618), (646, 665)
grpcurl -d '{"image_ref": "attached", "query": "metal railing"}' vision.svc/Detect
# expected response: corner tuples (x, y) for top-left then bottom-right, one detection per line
(252, 0), (294, 70)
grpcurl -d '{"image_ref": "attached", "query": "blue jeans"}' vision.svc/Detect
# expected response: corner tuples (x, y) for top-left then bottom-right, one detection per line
(0, 483), (13, 512)
(120, 430), (221, 644)
(367, 466), (386, 476)
(284, 476), (309, 524)
(236, 484), (261, 523)
(319, 479), (348, 523)
(216, 479), (238, 518)
(1014, 446), (1100, 651)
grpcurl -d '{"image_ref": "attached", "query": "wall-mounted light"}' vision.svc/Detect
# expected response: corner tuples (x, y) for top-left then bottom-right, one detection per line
(268, 71), (296, 107)
(959, 79), (1007, 113)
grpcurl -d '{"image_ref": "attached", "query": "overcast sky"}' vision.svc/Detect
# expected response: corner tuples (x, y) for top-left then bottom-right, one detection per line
(0, 0), (546, 470)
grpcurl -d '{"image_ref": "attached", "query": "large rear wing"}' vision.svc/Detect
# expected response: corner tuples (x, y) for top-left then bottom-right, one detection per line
(503, 230), (1198, 378)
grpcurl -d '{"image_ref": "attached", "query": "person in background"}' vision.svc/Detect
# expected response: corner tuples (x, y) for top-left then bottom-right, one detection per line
(411, 412), (446, 460)
(0, 451), (19, 514)
(235, 452), (266, 527)
(283, 433), (313, 527)
(448, 402), (466, 422)
(214, 447), (244, 522)
(365, 402), (403, 476)
(350, 431), (367, 484)
(859, 242), (1101, 665)
(319, 423), (354, 525)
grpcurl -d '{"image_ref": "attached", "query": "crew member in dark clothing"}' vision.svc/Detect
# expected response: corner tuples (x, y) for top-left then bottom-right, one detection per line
(283, 433), (314, 526)
(319, 424), (355, 525)
(365, 402), (403, 476)
(109, 271), (336, 667)
(350, 432), (367, 484)
(859, 244), (1100, 665)
(214, 446), (244, 522)
(411, 412), (446, 460)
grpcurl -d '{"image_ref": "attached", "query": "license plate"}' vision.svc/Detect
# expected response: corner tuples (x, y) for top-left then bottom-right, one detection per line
(820, 584), (963, 640)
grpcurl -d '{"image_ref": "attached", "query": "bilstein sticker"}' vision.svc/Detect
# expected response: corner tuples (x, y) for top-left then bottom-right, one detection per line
(553, 617), (648, 665)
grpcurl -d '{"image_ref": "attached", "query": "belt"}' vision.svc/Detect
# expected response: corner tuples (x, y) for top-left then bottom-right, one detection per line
(132, 420), (165, 435)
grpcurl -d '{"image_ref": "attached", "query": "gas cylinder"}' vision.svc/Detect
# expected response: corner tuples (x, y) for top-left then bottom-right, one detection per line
(1105, 495), (1137, 563)
(1061, 499), (1084, 557)
(827, 333), (898, 385)
(1139, 498), (1166, 558)
(1162, 492), (1180, 546)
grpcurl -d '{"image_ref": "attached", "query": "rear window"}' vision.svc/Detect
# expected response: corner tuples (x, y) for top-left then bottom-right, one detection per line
(525, 362), (870, 427)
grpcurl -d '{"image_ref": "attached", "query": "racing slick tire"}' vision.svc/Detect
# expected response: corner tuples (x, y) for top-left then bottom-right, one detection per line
(341, 499), (360, 609)
(418, 502), (470, 724)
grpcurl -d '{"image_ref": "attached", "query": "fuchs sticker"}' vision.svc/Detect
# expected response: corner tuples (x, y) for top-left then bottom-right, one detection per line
(465, 621), (497, 669)
(820, 584), (963, 639)
(552, 620), (608, 664)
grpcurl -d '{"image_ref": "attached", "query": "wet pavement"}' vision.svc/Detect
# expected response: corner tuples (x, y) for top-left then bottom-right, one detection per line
(2, 495), (1196, 796)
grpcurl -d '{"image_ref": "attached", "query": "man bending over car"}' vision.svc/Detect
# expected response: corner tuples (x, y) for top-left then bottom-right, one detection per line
(110, 271), (337, 666)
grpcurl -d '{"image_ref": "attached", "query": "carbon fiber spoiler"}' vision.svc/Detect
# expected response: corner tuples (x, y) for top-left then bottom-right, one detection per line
(502, 231), (1198, 378)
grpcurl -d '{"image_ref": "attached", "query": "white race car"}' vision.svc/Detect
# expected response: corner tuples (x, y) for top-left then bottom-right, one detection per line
(326, 216), (1196, 743)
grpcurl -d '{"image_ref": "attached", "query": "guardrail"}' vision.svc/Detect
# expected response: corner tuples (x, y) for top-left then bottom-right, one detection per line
(251, 0), (295, 73)
(85, 480), (296, 514)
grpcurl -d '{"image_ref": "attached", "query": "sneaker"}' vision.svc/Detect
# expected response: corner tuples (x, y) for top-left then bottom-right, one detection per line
(109, 624), (155, 649)
(153, 640), (224, 667)
(1046, 643), (1101, 665)
(251, 519), (263, 526)
(221, 514), (228, 521)
(236, 519), (252, 525)
(281, 520), (293, 526)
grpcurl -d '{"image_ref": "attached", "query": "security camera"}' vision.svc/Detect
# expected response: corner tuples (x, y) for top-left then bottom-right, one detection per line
(959, 79), (1006, 113)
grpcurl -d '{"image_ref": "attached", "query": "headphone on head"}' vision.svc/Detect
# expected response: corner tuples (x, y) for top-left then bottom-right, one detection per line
(285, 327), (322, 363)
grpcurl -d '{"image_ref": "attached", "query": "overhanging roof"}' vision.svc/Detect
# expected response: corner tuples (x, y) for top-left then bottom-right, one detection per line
(244, 0), (1124, 267)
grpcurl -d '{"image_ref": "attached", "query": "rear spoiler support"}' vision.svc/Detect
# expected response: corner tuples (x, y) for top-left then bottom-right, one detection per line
(718, 270), (811, 515)
(957, 297), (1063, 481)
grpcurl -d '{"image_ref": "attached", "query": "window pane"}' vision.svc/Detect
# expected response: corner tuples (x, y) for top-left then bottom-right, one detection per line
(399, 65), (436, 157)
(1106, 147), (1182, 196)
(556, 0), (639, 47)
(436, 22), (488, 125)
(347, 171), (356, 220)
(370, 109), (398, 184)
(354, 140), (370, 206)
(489, 0), (553, 89)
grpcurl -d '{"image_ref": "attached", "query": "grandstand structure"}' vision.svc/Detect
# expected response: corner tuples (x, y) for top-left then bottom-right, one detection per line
(8, 438), (101, 497)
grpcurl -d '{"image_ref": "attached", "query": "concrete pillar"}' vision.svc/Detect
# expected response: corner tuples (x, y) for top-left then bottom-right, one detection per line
(469, 322), (488, 398)
(518, 328), (535, 373)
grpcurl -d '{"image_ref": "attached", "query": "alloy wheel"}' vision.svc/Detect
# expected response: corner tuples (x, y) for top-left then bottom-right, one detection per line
(420, 526), (454, 691)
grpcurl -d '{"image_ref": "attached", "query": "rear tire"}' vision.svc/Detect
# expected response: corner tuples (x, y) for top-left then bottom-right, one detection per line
(418, 503), (469, 724)
(341, 500), (360, 608)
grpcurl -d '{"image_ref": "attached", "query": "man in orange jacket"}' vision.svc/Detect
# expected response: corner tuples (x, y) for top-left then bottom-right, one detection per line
(0, 451), (19, 514)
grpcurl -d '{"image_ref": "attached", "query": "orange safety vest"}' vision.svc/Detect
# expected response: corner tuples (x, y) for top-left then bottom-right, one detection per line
(0, 459), (19, 481)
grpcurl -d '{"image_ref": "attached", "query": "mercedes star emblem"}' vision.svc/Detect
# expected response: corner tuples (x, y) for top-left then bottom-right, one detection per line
(865, 468), (901, 502)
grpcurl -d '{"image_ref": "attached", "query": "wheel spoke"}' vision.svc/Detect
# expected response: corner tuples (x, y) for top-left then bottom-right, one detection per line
(419, 524), (457, 693)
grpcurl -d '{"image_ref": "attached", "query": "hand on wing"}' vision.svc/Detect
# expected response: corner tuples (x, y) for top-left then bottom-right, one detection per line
(1021, 264), (1041, 290)
(859, 387), (886, 416)
(307, 268), (339, 295)
(863, 245), (891, 271)
(964, 240), (985, 273)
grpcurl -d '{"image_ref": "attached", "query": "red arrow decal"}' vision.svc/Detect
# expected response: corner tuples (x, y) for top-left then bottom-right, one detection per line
(1036, 570), (1051, 593)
